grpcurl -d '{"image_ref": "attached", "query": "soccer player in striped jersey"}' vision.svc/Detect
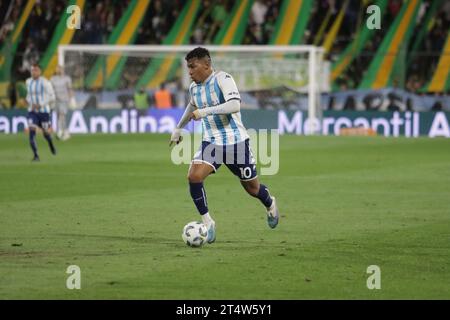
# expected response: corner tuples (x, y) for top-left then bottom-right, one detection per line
(170, 47), (279, 243)
(26, 64), (56, 161)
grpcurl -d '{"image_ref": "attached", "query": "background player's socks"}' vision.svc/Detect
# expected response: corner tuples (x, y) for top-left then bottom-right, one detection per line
(44, 133), (56, 155)
(257, 184), (273, 208)
(189, 182), (209, 215)
(29, 130), (38, 158)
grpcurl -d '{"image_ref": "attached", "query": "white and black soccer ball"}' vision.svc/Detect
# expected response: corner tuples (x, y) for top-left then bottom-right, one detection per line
(182, 221), (208, 247)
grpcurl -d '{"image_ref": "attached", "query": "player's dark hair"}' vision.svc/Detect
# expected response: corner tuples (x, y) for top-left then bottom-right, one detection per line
(31, 63), (41, 69)
(185, 47), (211, 62)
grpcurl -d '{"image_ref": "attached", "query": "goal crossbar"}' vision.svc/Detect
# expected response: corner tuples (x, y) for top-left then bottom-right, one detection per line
(58, 45), (326, 134)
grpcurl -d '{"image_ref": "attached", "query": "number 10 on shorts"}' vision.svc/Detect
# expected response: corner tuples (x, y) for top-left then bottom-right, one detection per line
(240, 167), (253, 179)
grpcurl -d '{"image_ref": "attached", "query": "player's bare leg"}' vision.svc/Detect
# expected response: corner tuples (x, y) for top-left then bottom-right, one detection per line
(188, 162), (216, 243)
(188, 162), (214, 183)
(241, 177), (279, 228)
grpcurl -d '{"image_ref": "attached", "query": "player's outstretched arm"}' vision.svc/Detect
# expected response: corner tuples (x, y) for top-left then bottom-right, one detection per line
(169, 102), (196, 146)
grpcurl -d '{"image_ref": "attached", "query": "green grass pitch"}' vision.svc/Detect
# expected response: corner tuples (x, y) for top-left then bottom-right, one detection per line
(0, 133), (449, 299)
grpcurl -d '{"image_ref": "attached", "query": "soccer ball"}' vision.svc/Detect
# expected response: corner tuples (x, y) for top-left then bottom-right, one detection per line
(182, 221), (208, 247)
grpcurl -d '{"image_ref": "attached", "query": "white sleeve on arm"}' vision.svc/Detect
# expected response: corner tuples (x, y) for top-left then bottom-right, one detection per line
(197, 99), (240, 117)
(176, 102), (196, 129)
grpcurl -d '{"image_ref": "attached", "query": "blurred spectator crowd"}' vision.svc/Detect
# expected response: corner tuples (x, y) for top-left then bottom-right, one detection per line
(0, 0), (449, 96)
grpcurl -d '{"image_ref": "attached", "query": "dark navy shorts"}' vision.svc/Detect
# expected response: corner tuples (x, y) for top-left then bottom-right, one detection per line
(192, 139), (257, 181)
(28, 111), (51, 130)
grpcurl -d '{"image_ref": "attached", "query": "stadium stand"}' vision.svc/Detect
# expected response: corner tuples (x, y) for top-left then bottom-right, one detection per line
(0, 0), (448, 110)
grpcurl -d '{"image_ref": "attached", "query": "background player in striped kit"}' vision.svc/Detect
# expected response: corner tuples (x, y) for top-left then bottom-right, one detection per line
(50, 65), (74, 141)
(26, 64), (56, 161)
(170, 47), (280, 244)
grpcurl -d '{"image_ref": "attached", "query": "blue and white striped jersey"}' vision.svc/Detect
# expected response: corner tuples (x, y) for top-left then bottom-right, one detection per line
(189, 71), (249, 145)
(26, 76), (55, 113)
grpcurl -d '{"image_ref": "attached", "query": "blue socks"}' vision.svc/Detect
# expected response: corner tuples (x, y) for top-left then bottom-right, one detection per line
(29, 130), (38, 157)
(190, 182), (272, 215)
(43, 132), (56, 154)
(29, 129), (56, 157)
(257, 184), (273, 208)
(189, 182), (209, 215)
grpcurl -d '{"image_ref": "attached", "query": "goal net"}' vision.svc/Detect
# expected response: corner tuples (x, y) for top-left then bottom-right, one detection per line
(59, 45), (328, 132)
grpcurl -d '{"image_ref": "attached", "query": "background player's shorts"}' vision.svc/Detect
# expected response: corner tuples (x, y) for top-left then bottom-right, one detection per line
(55, 101), (69, 114)
(192, 139), (257, 181)
(28, 112), (51, 130)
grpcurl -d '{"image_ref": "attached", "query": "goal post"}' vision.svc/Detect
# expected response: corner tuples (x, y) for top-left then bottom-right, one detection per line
(58, 45), (328, 133)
